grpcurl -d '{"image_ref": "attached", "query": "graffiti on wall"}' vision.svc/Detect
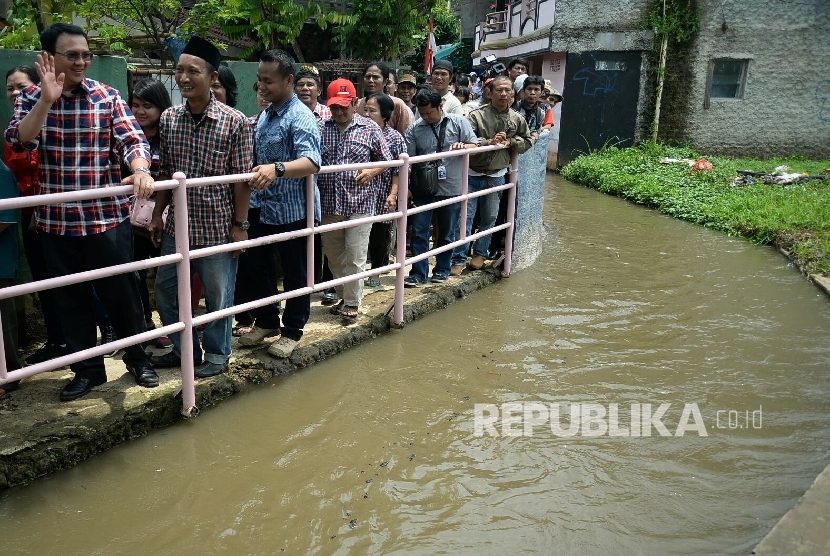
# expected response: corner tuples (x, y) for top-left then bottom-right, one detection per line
(573, 68), (618, 97)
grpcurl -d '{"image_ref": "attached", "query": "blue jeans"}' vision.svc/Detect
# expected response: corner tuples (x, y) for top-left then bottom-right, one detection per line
(155, 234), (238, 364)
(452, 174), (504, 266)
(409, 195), (461, 281)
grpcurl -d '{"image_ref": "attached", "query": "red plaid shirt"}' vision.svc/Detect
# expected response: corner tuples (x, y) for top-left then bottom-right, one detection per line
(312, 102), (332, 122)
(5, 79), (151, 236)
(318, 114), (392, 216)
(159, 98), (254, 247)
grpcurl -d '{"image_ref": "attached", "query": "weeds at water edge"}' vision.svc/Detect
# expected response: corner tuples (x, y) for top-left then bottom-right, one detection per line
(560, 143), (830, 275)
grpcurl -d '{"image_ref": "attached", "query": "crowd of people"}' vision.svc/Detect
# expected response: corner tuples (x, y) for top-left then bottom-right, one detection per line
(0, 23), (562, 401)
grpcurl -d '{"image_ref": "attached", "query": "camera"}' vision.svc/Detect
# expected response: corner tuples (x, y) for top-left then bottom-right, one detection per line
(481, 54), (506, 77)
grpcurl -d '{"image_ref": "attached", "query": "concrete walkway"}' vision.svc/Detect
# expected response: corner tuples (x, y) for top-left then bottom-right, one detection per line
(0, 266), (500, 490)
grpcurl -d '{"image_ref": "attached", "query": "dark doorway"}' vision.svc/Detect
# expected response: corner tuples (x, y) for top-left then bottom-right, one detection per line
(558, 51), (642, 166)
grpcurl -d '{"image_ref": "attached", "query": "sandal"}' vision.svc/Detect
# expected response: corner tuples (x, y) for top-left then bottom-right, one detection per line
(233, 324), (254, 337)
(341, 305), (359, 319)
(329, 300), (345, 315)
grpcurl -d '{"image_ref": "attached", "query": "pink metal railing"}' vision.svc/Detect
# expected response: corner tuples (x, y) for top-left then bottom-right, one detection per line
(0, 144), (518, 417)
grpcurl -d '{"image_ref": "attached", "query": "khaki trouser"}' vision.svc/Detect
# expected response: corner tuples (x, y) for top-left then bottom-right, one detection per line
(320, 214), (372, 307)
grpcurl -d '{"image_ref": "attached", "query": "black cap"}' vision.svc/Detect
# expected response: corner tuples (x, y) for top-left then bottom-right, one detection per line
(182, 36), (221, 70)
(432, 59), (453, 74)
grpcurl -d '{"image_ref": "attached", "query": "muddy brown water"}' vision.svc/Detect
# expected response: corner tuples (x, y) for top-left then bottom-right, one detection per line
(2, 176), (830, 555)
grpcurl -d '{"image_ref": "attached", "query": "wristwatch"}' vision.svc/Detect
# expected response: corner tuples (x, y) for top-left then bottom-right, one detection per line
(232, 219), (250, 231)
(134, 166), (152, 175)
(274, 162), (286, 178)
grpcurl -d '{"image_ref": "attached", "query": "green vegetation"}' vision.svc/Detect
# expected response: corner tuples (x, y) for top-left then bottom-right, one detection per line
(2, 0), (451, 63)
(643, 0), (700, 141)
(560, 143), (830, 275)
(402, 3), (462, 69)
(333, 0), (438, 60)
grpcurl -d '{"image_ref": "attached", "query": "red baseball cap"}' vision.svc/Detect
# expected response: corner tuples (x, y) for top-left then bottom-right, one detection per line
(327, 78), (357, 107)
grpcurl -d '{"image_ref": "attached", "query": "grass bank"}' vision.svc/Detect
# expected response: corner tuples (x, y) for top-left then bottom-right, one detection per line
(560, 143), (830, 276)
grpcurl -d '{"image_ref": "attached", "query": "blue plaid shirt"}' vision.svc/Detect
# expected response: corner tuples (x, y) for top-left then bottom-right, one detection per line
(255, 94), (322, 225)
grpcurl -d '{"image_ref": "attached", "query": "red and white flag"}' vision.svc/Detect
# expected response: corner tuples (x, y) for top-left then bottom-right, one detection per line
(424, 16), (437, 74)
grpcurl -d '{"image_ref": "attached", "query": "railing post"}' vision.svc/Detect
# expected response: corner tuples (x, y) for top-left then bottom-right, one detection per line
(393, 153), (410, 327)
(502, 151), (519, 277)
(0, 311), (7, 382)
(172, 172), (197, 417)
(306, 174), (315, 289)
(460, 152), (469, 241)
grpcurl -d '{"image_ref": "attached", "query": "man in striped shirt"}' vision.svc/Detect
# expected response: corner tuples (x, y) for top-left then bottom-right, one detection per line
(318, 78), (393, 321)
(6, 23), (158, 401)
(148, 37), (254, 378)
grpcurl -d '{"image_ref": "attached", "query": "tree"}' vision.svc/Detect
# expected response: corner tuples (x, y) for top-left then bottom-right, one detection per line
(645, 0), (699, 141)
(76, 0), (220, 66)
(188, 0), (334, 59)
(0, 0), (71, 49)
(331, 0), (440, 61)
(402, 3), (460, 71)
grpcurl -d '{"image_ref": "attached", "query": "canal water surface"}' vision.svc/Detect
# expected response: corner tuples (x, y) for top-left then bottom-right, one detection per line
(2, 176), (829, 555)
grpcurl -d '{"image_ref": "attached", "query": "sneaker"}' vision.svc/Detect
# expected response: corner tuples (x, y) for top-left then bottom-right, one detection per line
(367, 276), (381, 288)
(100, 323), (116, 345)
(450, 264), (465, 276)
(194, 360), (228, 378)
(404, 276), (423, 288)
(99, 323), (120, 356)
(145, 322), (173, 349)
(25, 342), (68, 365)
(154, 336), (173, 349)
(267, 336), (299, 358)
(238, 325), (280, 347)
(321, 288), (339, 306)
(430, 274), (448, 283)
(468, 254), (486, 270)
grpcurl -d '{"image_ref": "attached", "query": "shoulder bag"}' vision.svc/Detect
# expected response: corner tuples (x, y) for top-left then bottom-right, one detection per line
(409, 117), (450, 197)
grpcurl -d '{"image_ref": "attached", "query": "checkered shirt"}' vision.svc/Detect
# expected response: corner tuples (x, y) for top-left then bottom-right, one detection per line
(5, 78), (151, 236)
(374, 126), (404, 216)
(159, 97), (254, 247)
(318, 114), (393, 216)
(248, 112), (262, 209)
(312, 102), (332, 122)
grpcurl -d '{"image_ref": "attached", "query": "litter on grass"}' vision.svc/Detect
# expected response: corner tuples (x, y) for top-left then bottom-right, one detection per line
(730, 165), (827, 187)
(659, 157), (713, 171)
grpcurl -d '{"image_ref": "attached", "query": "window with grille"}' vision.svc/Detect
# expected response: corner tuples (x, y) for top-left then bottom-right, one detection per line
(710, 59), (748, 99)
